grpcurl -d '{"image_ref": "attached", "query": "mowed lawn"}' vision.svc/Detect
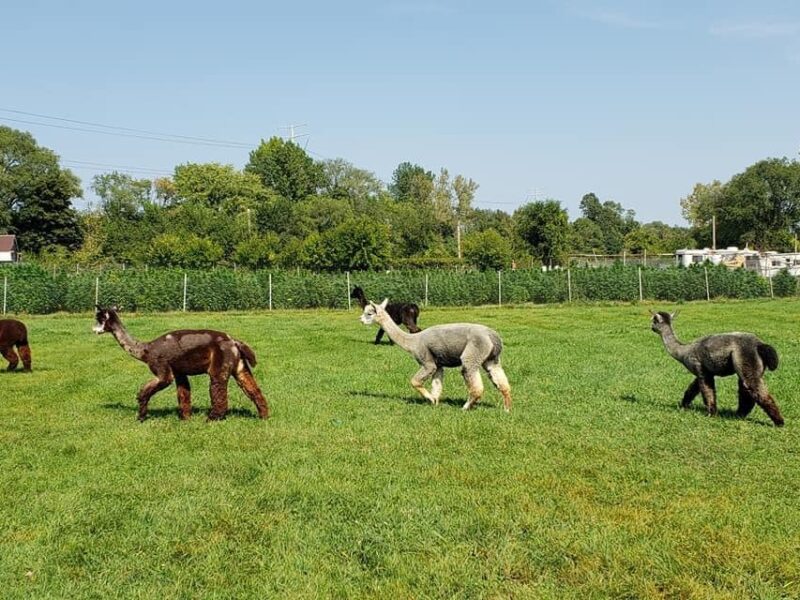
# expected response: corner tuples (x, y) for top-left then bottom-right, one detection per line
(2, 301), (800, 599)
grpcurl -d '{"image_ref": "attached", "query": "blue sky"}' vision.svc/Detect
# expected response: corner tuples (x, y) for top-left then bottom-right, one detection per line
(3, 0), (799, 224)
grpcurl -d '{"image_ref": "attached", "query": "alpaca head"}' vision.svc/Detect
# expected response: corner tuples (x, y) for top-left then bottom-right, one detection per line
(359, 298), (389, 326)
(94, 305), (121, 334)
(650, 310), (678, 334)
(350, 286), (366, 300)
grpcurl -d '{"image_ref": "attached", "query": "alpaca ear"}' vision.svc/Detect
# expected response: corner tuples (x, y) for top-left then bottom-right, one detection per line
(670, 310), (679, 320)
(653, 312), (663, 323)
(380, 298), (389, 309)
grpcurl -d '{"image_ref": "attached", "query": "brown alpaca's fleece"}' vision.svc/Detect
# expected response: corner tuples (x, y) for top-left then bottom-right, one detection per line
(0, 319), (32, 371)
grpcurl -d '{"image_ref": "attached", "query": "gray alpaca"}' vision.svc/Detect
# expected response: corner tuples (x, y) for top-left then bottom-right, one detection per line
(650, 310), (784, 426)
(360, 299), (512, 411)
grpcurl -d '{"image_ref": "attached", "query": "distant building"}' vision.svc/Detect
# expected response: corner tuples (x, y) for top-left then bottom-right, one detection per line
(0, 235), (19, 263)
(675, 246), (800, 277)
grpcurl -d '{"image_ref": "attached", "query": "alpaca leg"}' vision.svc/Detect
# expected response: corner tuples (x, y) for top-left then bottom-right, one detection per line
(17, 344), (31, 371)
(1, 346), (19, 371)
(750, 380), (784, 427)
(430, 368), (444, 404)
(207, 346), (237, 420)
(698, 377), (717, 416)
(411, 364), (437, 404)
(462, 368), (484, 411)
(736, 378), (756, 418)
(234, 362), (270, 419)
(484, 361), (512, 413)
(208, 377), (230, 420)
(175, 374), (192, 420)
(374, 328), (386, 345)
(681, 378), (701, 409)
(137, 376), (173, 421)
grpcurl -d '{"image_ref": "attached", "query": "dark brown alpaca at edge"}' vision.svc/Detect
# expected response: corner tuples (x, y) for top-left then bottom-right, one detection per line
(350, 286), (421, 344)
(651, 310), (784, 426)
(0, 319), (32, 371)
(94, 306), (269, 421)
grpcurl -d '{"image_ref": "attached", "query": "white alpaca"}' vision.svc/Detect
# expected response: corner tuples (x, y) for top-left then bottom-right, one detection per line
(360, 299), (512, 412)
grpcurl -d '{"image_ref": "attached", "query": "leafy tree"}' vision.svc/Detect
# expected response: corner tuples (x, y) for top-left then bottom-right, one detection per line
(680, 180), (725, 247)
(463, 228), (512, 271)
(716, 158), (800, 251)
(233, 233), (280, 269)
(579, 192), (638, 254)
(0, 126), (83, 252)
(624, 222), (695, 254)
(381, 198), (439, 257)
(290, 196), (355, 238)
(431, 168), (455, 235)
(319, 158), (383, 208)
(245, 137), (323, 201)
(148, 233), (223, 268)
(389, 162), (434, 203)
(303, 218), (391, 271)
(513, 200), (570, 265)
(172, 162), (267, 211)
(568, 217), (605, 254)
(469, 208), (513, 238)
(92, 172), (152, 221)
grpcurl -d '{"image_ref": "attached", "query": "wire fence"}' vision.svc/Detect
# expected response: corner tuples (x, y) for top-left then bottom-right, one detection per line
(1, 263), (796, 314)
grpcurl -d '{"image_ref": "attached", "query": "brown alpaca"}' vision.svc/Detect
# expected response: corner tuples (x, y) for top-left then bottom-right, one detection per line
(0, 319), (32, 371)
(94, 306), (269, 421)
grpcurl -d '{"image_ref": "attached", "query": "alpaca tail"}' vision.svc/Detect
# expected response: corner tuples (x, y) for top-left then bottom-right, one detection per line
(758, 343), (779, 371)
(236, 341), (258, 368)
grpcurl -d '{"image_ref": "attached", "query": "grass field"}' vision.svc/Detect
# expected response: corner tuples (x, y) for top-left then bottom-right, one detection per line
(2, 300), (800, 599)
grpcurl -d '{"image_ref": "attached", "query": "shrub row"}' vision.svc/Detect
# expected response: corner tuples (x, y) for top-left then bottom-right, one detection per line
(0, 264), (791, 314)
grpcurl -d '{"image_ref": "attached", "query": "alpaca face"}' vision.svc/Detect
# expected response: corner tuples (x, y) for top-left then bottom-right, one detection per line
(94, 305), (119, 334)
(650, 310), (676, 334)
(359, 299), (389, 325)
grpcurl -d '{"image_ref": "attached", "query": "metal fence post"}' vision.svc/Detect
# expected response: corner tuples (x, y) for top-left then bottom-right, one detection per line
(638, 267), (643, 302)
(498, 270), (502, 307)
(704, 266), (710, 301)
(95, 276), (99, 306)
(269, 273), (273, 310)
(567, 269), (572, 302)
(346, 271), (351, 310)
(183, 273), (188, 312)
(424, 273), (429, 307)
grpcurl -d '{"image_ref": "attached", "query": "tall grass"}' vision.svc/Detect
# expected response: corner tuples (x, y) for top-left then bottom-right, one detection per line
(1, 301), (799, 598)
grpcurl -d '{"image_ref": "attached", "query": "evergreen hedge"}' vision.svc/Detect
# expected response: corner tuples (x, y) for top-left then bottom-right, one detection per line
(0, 263), (792, 314)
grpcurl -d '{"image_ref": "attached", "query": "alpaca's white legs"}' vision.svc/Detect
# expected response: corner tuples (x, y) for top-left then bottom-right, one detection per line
(485, 361), (512, 412)
(430, 368), (444, 404)
(462, 369), (484, 410)
(411, 364), (437, 404)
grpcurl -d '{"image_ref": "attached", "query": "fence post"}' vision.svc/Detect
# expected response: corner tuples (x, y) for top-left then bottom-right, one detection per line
(769, 274), (774, 299)
(424, 273), (429, 307)
(2, 276), (6, 315)
(269, 273), (273, 311)
(638, 267), (643, 302)
(498, 270), (502, 307)
(183, 273), (188, 312)
(346, 271), (351, 310)
(643, 249), (647, 267)
(567, 269), (572, 302)
(704, 266), (710, 301)
(95, 276), (99, 306)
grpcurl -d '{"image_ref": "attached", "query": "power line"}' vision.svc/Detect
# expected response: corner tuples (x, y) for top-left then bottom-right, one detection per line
(0, 108), (253, 148)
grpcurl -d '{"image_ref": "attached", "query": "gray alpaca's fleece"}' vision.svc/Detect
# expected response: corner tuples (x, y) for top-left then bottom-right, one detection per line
(360, 300), (512, 411)
(651, 310), (783, 426)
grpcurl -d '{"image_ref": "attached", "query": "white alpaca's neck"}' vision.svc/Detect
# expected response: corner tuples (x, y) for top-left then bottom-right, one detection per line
(376, 311), (416, 352)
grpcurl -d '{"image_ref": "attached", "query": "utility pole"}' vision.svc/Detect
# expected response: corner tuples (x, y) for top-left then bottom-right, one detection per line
(456, 220), (462, 259)
(281, 123), (309, 143)
(712, 215), (717, 251)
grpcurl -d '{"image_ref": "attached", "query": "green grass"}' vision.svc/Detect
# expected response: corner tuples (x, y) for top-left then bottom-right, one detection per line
(2, 300), (800, 599)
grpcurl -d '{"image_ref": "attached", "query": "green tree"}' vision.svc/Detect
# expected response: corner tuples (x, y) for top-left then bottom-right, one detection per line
(172, 162), (267, 210)
(303, 218), (391, 271)
(0, 126), (83, 252)
(319, 158), (383, 208)
(579, 192), (638, 254)
(679, 180), (725, 247)
(148, 233), (223, 268)
(245, 137), (323, 201)
(233, 233), (281, 269)
(716, 158), (800, 251)
(92, 172), (153, 221)
(389, 162), (434, 203)
(463, 228), (512, 271)
(568, 217), (605, 254)
(624, 222), (696, 254)
(513, 200), (570, 265)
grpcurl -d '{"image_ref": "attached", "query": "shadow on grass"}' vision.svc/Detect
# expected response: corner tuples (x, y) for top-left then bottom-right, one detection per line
(618, 394), (774, 427)
(347, 390), (496, 409)
(101, 402), (261, 420)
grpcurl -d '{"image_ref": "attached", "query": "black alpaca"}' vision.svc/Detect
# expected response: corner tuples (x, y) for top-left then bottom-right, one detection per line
(350, 286), (421, 344)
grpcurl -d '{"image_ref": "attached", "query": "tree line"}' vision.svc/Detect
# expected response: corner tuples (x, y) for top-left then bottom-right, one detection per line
(2, 124), (800, 271)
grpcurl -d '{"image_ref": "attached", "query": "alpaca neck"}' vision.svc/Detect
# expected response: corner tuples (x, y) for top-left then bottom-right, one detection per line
(110, 322), (148, 361)
(660, 326), (689, 363)
(355, 295), (368, 309)
(376, 313), (415, 352)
